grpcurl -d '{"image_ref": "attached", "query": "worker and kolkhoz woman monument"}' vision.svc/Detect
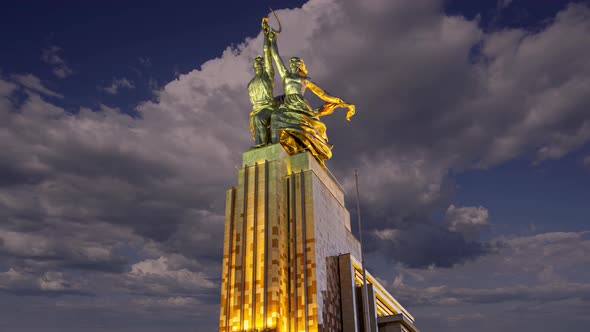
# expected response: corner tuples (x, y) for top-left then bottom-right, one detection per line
(248, 11), (356, 168)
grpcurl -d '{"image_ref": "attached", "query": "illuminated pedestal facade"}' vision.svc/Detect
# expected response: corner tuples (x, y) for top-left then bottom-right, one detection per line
(219, 145), (418, 332)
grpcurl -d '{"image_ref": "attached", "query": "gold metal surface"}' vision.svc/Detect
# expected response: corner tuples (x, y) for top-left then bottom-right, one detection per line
(250, 12), (356, 167)
(268, 29), (355, 168)
(248, 18), (278, 148)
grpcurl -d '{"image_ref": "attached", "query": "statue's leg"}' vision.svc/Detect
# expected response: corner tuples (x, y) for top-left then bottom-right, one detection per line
(270, 111), (280, 144)
(261, 109), (271, 145)
(254, 108), (272, 146)
(249, 114), (256, 141)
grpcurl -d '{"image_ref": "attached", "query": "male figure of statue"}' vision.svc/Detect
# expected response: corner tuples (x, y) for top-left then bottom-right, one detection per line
(247, 18), (277, 148)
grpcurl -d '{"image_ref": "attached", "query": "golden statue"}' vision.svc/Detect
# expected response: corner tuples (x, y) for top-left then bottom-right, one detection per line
(247, 18), (278, 147)
(251, 11), (355, 167)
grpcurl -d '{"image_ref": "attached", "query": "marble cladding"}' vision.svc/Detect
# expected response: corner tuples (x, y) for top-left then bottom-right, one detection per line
(305, 159), (361, 327)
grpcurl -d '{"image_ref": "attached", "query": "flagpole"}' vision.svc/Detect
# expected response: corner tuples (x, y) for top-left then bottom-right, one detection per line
(355, 170), (371, 332)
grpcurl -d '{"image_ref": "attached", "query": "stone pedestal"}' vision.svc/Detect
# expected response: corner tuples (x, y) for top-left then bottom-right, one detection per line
(219, 144), (360, 332)
(218, 144), (416, 332)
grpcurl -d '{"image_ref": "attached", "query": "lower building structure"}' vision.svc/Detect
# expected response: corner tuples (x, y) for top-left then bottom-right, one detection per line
(218, 144), (418, 332)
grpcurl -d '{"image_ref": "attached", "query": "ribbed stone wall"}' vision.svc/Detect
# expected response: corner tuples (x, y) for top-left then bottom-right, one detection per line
(219, 144), (371, 332)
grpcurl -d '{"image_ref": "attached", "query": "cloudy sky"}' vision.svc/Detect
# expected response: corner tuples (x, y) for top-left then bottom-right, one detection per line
(1, 0), (589, 331)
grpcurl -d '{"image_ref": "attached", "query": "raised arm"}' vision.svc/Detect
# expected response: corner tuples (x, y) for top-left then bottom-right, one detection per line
(263, 35), (274, 79)
(261, 18), (274, 79)
(268, 32), (288, 79)
(308, 81), (356, 120)
(306, 81), (343, 104)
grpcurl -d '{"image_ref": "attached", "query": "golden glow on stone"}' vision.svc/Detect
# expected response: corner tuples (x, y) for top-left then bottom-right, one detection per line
(219, 159), (320, 332)
(221, 147), (414, 332)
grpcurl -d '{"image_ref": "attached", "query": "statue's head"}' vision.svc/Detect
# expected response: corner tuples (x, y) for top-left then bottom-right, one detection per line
(289, 57), (308, 76)
(253, 55), (263, 73)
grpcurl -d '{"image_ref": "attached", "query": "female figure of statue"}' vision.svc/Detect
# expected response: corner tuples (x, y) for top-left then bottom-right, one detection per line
(267, 31), (355, 167)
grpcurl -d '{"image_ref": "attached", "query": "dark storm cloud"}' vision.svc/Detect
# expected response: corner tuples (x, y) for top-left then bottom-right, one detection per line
(396, 280), (590, 307)
(371, 214), (490, 268)
(374, 231), (590, 332)
(0, 268), (92, 296)
(305, 1), (590, 169)
(0, 225), (129, 273)
(0, 72), (228, 310)
(0, 161), (46, 186)
(388, 231), (590, 304)
(0, 70), (232, 332)
(289, 0), (590, 267)
(1, 0), (587, 287)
